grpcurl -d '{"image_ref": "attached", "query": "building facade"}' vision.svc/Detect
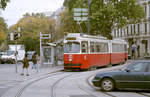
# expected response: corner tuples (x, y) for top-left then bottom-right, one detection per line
(112, 0), (150, 58)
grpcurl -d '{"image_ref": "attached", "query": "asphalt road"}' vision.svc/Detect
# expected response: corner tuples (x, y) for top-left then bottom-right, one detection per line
(1, 62), (150, 97)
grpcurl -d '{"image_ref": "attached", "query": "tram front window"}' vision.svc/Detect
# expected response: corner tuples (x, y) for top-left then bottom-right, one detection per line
(64, 42), (80, 53)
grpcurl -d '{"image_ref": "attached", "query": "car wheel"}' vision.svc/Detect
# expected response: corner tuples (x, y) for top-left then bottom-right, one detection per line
(101, 78), (114, 92)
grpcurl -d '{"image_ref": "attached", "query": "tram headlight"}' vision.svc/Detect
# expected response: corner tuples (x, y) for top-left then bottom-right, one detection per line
(69, 54), (72, 62)
(69, 58), (72, 62)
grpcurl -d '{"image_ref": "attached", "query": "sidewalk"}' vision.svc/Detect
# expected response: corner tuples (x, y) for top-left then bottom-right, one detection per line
(0, 62), (64, 82)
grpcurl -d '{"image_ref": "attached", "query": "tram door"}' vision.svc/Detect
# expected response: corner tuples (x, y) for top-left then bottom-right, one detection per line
(42, 46), (54, 66)
(81, 41), (89, 68)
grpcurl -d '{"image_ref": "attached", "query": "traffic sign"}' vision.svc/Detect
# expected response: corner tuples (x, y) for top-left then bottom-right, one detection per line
(74, 17), (88, 21)
(40, 34), (51, 39)
(74, 8), (88, 12)
(74, 17), (82, 21)
(82, 13), (88, 16)
(74, 8), (88, 22)
(74, 13), (82, 17)
(81, 17), (88, 21)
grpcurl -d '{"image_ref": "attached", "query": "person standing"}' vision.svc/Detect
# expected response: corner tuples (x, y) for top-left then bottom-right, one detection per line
(32, 52), (37, 69)
(21, 53), (30, 76)
(132, 43), (137, 59)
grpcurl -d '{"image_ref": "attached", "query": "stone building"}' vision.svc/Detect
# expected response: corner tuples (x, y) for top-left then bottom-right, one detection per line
(112, 0), (150, 58)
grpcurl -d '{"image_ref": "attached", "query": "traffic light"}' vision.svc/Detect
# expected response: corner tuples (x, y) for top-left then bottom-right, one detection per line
(14, 33), (18, 40)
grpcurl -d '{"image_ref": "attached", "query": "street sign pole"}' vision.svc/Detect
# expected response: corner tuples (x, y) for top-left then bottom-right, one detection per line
(40, 32), (42, 68)
(77, 21), (83, 34)
(15, 39), (18, 73)
(88, 0), (90, 35)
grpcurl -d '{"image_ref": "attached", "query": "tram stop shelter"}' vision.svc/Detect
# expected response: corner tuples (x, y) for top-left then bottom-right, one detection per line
(40, 42), (63, 67)
(40, 43), (56, 67)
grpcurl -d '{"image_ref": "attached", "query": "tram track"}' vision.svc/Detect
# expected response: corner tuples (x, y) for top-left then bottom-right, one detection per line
(50, 73), (74, 97)
(14, 71), (65, 97)
(7, 63), (150, 97)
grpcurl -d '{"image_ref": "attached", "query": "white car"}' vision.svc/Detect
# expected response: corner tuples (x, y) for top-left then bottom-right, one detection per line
(0, 51), (16, 64)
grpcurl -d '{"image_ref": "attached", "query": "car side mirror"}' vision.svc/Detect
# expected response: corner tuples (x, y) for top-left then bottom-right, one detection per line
(126, 69), (131, 72)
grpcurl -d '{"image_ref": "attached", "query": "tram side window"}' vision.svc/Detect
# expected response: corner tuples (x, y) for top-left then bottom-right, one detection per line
(100, 43), (108, 52)
(96, 44), (100, 52)
(81, 41), (88, 53)
(112, 43), (119, 52)
(90, 42), (95, 53)
(90, 42), (108, 53)
(112, 43), (124, 52)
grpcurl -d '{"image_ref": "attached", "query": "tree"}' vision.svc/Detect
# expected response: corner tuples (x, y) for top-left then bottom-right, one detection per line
(0, 17), (8, 45)
(0, 0), (10, 10)
(9, 13), (56, 53)
(63, 0), (145, 39)
(59, 9), (79, 34)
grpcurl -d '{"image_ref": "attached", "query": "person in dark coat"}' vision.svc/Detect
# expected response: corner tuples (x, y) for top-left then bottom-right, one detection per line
(21, 53), (30, 76)
(32, 52), (37, 69)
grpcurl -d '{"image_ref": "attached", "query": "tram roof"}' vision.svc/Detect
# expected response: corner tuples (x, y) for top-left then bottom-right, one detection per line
(64, 33), (127, 44)
(66, 33), (107, 40)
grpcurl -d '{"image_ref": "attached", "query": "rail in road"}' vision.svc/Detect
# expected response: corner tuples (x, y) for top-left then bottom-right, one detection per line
(13, 71), (80, 97)
(14, 71), (67, 97)
(2, 61), (150, 97)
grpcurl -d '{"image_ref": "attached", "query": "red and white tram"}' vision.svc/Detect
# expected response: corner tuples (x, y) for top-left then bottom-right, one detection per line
(64, 33), (128, 70)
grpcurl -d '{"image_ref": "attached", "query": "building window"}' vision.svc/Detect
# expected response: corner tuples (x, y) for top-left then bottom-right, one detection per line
(130, 25), (133, 35)
(145, 22), (147, 35)
(114, 29), (116, 37)
(117, 29), (119, 37)
(145, 5), (147, 17)
(127, 26), (129, 35)
(149, 22), (150, 35)
(119, 29), (121, 37)
(123, 28), (125, 36)
(138, 24), (140, 35)
(134, 25), (136, 35)
(120, 28), (122, 37)
(149, 5), (150, 17)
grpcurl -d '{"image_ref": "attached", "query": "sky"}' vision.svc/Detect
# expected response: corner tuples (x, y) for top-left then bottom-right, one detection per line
(1, 0), (64, 27)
